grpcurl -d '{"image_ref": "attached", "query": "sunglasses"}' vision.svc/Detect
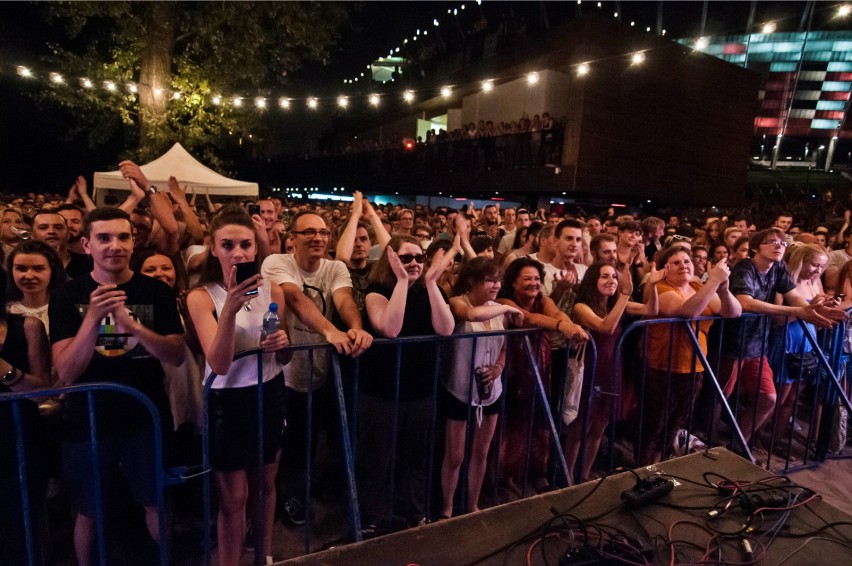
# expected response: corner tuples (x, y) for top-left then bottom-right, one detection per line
(398, 253), (427, 264)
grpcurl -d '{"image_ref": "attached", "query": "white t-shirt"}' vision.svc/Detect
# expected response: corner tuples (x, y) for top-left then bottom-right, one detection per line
(541, 261), (588, 297)
(261, 254), (352, 392)
(497, 229), (517, 256)
(827, 249), (852, 274)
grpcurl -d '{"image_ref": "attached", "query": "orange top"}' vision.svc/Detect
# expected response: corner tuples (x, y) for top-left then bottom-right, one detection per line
(645, 280), (714, 373)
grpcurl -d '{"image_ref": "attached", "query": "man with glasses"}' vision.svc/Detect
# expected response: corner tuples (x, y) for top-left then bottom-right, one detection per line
(394, 209), (415, 236)
(719, 228), (844, 454)
(261, 210), (372, 525)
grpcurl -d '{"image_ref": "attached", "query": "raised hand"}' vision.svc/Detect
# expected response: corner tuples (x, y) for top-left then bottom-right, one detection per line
(617, 264), (634, 297)
(167, 176), (188, 202)
(222, 266), (261, 316)
(75, 175), (89, 198)
(647, 263), (667, 285)
(387, 248), (410, 282)
(118, 160), (150, 190)
(424, 247), (452, 285)
(351, 190), (364, 217)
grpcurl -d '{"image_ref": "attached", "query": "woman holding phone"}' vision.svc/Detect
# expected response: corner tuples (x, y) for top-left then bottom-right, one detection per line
(187, 204), (291, 566)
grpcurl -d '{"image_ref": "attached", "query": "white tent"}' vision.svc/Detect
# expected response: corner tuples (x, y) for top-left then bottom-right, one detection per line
(93, 142), (259, 205)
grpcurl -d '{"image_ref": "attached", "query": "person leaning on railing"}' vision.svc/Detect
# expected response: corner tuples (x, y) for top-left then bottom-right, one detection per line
(637, 245), (741, 466)
(495, 257), (588, 494)
(359, 235), (457, 529)
(440, 257), (522, 519)
(562, 260), (662, 483)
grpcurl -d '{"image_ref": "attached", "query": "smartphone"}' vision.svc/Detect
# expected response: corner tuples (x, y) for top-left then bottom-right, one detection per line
(235, 261), (259, 296)
(248, 204), (261, 216)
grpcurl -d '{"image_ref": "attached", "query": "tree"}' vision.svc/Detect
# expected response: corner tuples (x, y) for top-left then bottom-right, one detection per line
(39, 1), (353, 167)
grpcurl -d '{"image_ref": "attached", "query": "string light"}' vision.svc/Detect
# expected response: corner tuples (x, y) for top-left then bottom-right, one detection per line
(482, 79), (494, 92)
(127, 83), (137, 93)
(440, 85), (452, 97)
(526, 72), (539, 85)
(307, 97), (318, 109)
(172, 91), (181, 100)
(577, 63), (590, 76)
(368, 93), (380, 106)
(279, 97), (290, 109)
(49, 72), (64, 84)
(631, 52), (646, 65)
(16, 66), (31, 77)
(104, 81), (116, 91)
(153, 87), (163, 97)
(255, 97), (266, 108)
(233, 96), (243, 107)
(762, 22), (777, 34)
(403, 89), (415, 102)
(81, 78), (93, 88)
(212, 95), (222, 105)
(337, 95), (349, 108)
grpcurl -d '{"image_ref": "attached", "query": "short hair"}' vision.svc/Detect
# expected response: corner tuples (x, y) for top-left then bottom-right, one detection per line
(290, 210), (324, 231)
(537, 224), (556, 240)
(452, 257), (502, 295)
(82, 207), (131, 239)
(470, 235), (494, 254)
(554, 218), (584, 239)
(655, 244), (693, 270)
(748, 227), (786, 257)
(618, 220), (642, 234)
(640, 217), (665, 233)
(54, 203), (84, 216)
(590, 233), (617, 255)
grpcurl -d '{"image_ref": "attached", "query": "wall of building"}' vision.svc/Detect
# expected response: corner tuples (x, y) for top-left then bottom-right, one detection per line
(460, 69), (570, 125)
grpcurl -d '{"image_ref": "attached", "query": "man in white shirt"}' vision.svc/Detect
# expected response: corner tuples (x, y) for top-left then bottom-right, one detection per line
(261, 210), (372, 524)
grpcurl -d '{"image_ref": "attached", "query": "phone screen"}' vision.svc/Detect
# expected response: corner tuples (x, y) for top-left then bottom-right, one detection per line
(235, 261), (259, 296)
(248, 204), (261, 216)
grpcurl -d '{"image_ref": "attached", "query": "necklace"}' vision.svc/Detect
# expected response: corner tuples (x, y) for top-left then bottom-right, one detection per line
(218, 283), (252, 311)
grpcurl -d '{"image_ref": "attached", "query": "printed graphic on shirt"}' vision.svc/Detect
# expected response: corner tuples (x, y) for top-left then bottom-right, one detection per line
(76, 304), (154, 358)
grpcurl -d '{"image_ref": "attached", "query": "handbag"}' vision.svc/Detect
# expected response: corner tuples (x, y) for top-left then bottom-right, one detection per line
(561, 342), (586, 427)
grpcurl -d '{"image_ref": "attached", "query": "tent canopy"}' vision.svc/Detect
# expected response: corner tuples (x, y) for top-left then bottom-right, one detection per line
(93, 143), (258, 203)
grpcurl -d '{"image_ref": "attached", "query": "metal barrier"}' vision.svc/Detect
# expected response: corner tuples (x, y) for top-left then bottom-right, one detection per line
(5, 317), (848, 564)
(579, 314), (852, 480)
(0, 383), (179, 566)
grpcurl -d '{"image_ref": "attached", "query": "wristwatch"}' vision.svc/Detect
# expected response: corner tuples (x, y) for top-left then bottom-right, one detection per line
(147, 185), (158, 195)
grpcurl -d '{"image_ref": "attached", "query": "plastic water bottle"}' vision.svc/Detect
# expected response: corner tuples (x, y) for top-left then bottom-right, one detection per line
(261, 303), (280, 343)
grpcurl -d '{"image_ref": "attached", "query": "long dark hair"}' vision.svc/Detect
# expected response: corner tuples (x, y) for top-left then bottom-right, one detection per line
(498, 257), (544, 300)
(575, 261), (619, 318)
(130, 248), (188, 293)
(6, 240), (67, 302)
(197, 204), (258, 286)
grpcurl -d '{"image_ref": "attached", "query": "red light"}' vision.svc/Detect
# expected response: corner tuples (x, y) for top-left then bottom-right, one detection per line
(405, 141), (414, 150)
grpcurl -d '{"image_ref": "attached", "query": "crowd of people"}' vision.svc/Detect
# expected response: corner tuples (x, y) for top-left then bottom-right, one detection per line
(307, 112), (564, 172)
(1, 173), (851, 565)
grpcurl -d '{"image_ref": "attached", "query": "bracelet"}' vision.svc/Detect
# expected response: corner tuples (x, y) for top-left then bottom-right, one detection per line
(147, 184), (158, 195)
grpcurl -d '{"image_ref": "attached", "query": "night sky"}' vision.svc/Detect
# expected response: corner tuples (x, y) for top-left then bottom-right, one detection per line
(0, 1), (832, 194)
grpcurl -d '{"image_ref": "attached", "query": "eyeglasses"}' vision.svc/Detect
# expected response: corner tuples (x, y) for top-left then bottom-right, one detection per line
(398, 253), (427, 264)
(760, 239), (788, 248)
(293, 229), (331, 238)
(414, 233), (430, 239)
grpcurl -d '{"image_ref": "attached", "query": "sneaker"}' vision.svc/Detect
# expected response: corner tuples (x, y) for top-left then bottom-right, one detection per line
(283, 496), (307, 525)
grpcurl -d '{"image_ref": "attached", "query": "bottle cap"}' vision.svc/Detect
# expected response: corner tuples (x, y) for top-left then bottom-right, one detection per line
(269, 303), (278, 312)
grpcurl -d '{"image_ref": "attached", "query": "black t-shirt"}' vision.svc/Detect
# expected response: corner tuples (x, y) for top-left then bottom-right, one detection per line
(361, 282), (448, 401)
(65, 252), (91, 280)
(48, 272), (183, 439)
(723, 259), (795, 359)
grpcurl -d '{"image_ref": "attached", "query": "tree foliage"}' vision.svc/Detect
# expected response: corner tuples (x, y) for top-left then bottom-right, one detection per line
(38, 1), (353, 167)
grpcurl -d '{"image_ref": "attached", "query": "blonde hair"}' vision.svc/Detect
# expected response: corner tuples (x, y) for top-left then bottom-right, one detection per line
(785, 243), (827, 282)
